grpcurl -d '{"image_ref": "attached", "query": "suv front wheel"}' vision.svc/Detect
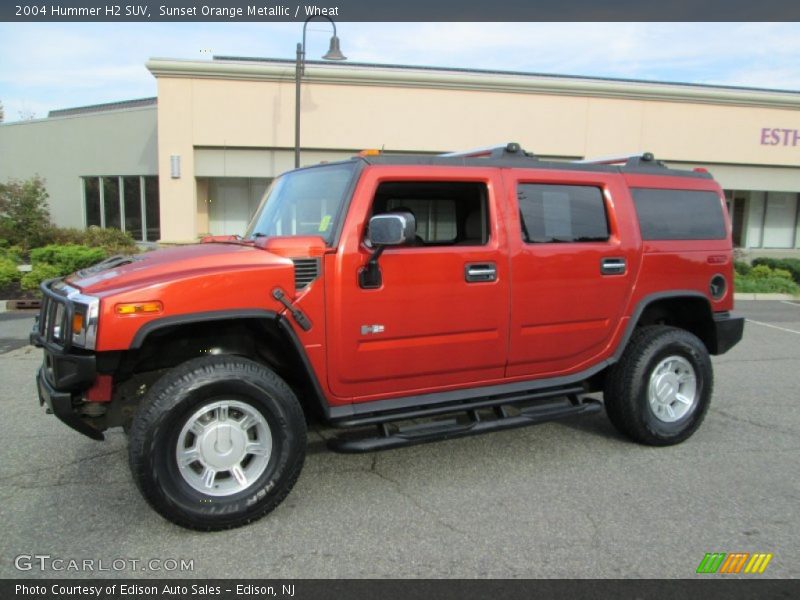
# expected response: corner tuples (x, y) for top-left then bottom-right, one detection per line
(604, 325), (713, 446)
(128, 356), (306, 530)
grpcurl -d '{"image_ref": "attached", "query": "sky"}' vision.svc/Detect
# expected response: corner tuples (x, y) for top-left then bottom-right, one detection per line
(1, 22), (800, 122)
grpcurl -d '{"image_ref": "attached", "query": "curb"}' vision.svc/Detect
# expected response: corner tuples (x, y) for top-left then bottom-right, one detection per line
(734, 293), (799, 301)
(1, 299), (42, 312)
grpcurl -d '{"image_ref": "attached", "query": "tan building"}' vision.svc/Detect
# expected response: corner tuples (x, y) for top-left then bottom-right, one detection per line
(2, 57), (800, 256)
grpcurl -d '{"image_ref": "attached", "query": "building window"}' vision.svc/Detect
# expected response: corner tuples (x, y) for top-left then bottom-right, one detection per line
(123, 176), (142, 241)
(762, 192), (798, 249)
(82, 176), (159, 242)
(733, 190), (800, 250)
(84, 177), (101, 228)
(144, 177), (160, 242)
(103, 177), (121, 229)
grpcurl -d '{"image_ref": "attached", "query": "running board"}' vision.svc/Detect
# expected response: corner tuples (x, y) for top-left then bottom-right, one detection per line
(331, 385), (586, 428)
(328, 397), (602, 453)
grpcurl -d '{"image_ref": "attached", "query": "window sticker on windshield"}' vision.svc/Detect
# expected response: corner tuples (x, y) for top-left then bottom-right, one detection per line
(319, 215), (332, 232)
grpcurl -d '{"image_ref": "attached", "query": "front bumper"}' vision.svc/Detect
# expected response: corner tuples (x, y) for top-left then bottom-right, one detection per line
(36, 366), (104, 440)
(713, 312), (745, 355)
(31, 283), (104, 441)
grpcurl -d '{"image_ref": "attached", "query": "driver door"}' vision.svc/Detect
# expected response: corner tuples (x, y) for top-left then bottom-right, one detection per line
(325, 168), (510, 402)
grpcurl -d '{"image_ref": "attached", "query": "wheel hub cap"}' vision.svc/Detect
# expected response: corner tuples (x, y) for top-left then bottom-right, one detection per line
(648, 356), (697, 423)
(199, 423), (246, 469)
(176, 400), (272, 497)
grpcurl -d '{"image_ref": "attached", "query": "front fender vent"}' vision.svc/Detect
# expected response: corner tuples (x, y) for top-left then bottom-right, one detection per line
(292, 258), (320, 290)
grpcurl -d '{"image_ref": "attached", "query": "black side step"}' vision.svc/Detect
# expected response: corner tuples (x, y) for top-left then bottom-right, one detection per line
(328, 397), (602, 453)
(331, 385), (586, 428)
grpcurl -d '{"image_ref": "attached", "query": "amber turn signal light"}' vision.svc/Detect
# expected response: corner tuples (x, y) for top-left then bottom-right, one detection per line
(115, 301), (163, 315)
(72, 313), (84, 334)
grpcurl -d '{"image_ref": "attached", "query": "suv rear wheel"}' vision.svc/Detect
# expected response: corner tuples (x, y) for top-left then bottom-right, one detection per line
(604, 325), (713, 446)
(128, 356), (306, 530)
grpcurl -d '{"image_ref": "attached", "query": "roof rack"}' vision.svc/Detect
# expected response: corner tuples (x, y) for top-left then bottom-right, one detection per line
(439, 142), (535, 160)
(574, 152), (662, 168)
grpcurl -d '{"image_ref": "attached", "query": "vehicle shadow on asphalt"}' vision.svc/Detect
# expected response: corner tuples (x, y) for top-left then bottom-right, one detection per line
(549, 410), (628, 443)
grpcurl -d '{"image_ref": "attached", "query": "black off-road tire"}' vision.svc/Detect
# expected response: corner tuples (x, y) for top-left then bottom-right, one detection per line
(128, 356), (306, 531)
(604, 325), (713, 446)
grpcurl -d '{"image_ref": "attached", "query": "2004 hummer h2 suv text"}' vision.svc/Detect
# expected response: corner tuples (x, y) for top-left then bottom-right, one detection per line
(32, 143), (744, 530)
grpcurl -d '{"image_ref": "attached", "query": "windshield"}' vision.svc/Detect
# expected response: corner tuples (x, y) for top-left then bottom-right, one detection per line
(244, 162), (357, 244)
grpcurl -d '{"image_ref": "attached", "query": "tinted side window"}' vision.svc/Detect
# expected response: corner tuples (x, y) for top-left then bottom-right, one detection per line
(518, 184), (609, 243)
(372, 181), (489, 246)
(632, 188), (726, 240)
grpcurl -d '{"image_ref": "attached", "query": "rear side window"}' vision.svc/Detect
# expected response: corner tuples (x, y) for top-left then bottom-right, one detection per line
(632, 188), (726, 240)
(517, 184), (609, 243)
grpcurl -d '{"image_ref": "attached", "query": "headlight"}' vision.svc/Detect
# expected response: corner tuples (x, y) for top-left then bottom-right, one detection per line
(70, 297), (99, 349)
(52, 303), (66, 343)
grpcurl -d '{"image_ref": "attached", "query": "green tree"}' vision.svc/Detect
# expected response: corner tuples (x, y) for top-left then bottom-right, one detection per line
(0, 176), (53, 251)
(0, 100), (4, 123)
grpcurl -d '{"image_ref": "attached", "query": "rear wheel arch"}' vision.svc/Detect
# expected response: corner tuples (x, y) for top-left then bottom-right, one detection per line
(622, 292), (718, 356)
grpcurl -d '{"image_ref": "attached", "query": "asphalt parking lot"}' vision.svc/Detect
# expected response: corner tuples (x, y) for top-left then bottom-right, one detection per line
(0, 301), (798, 579)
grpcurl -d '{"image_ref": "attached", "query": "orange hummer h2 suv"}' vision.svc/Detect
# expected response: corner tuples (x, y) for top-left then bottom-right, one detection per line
(32, 143), (744, 530)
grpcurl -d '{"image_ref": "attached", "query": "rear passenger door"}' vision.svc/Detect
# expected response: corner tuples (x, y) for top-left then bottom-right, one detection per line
(503, 170), (637, 378)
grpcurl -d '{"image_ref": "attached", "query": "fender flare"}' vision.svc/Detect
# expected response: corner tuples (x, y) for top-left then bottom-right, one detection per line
(129, 309), (332, 419)
(614, 290), (714, 360)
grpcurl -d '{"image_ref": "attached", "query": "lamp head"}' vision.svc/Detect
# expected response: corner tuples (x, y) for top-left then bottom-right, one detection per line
(322, 35), (346, 61)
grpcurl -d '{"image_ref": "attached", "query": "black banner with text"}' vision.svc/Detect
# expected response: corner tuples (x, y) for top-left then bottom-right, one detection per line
(4, 579), (800, 600)
(2, 0), (800, 22)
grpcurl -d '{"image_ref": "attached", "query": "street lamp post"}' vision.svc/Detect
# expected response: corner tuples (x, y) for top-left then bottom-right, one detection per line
(295, 16), (346, 168)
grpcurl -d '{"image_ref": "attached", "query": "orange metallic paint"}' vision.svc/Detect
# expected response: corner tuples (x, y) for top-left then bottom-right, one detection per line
(68, 163), (734, 411)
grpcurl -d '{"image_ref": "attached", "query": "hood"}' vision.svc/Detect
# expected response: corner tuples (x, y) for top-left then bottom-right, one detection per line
(67, 242), (293, 295)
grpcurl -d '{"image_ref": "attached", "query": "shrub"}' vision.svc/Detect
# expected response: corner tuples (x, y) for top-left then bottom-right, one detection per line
(735, 264), (800, 295)
(751, 257), (800, 285)
(30, 244), (106, 274)
(47, 225), (138, 256)
(0, 258), (20, 288)
(0, 176), (53, 251)
(735, 273), (800, 294)
(748, 264), (774, 279)
(20, 263), (62, 292)
(733, 260), (751, 276)
(0, 244), (23, 264)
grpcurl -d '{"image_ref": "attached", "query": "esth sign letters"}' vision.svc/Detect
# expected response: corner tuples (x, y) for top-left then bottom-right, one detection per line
(760, 127), (800, 146)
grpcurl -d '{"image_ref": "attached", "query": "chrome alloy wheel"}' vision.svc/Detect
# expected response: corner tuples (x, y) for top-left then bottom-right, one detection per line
(647, 356), (697, 423)
(176, 400), (272, 496)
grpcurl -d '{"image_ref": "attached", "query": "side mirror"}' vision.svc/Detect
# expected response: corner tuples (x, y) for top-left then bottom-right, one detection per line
(360, 212), (417, 289)
(366, 212), (416, 246)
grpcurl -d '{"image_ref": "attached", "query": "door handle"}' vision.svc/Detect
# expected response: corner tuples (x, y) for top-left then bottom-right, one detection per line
(600, 257), (627, 275)
(465, 263), (497, 283)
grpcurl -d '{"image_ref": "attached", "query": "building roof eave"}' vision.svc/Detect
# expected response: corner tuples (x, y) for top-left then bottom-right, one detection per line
(145, 58), (800, 110)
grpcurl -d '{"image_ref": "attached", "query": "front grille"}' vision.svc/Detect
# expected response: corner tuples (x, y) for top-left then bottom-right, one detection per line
(292, 258), (320, 290)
